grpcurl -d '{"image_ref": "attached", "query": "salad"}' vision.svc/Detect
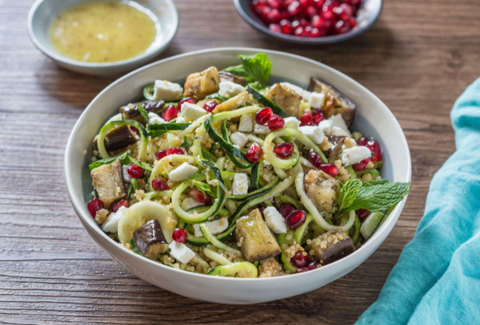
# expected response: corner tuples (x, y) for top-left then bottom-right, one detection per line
(87, 53), (410, 278)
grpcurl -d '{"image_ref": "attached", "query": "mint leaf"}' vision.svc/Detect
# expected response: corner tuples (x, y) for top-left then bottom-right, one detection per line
(148, 122), (191, 138)
(222, 53), (272, 85)
(338, 179), (362, 212)
(239, 53), (271, 86)
(347, 181), (411, 212)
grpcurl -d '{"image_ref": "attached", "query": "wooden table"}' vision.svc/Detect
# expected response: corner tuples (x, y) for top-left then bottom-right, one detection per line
(1, 0), (479, 323)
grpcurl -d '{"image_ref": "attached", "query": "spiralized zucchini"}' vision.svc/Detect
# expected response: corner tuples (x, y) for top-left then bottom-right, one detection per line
(97, 120), (148, 161)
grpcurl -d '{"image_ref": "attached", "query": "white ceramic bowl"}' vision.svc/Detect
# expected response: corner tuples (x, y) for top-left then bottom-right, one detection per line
(28, 0), (178, 76)
(65, 48), (411, 304)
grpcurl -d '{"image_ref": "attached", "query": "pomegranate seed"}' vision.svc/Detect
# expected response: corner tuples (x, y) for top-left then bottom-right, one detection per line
(350, 0), (360, 5)
(261, 6), (272, 21)
(299, 18), (310, 27)
(172, 228), (188, 243)
(268, 0), (281, 9)
(269, 23), (282, 33)
(319, 163), (339, 177)
(312, 15), (332, 30)
(267, 9), (282, 23)
(287, 1), (302, 16)
(166, 147), (185, 155)
(252, 3), (267, 15)
(203, 100), (218, 113)
(284, 0), (296, 7)
(130, 127), (139, 135)
(246, 142), (263, 162)
(296, 267), (309, 273)
(313, 0), (325, 8)
(322, 8), (335, 20)
(285, 210), (306, 229)
(307, 261), (319, 270)
(351, 158), (370, 171)
(357, 136), (368, 146)
(294, 26), (305, 36)
(268, 114), (285, 130)
(162, 104), (178, 122)
(152, 178), (169, 191)
(367, 140), (381, 162)
(349, 17), (357, 28)
(356, 209), (371, 222)
(280, 19), (293, 34)
(335, 3), (352, 20)
(306, 5), (318, 17)
(333, 19), (351, 34)
(112, 199), (128, 212)
(307, 151), (323, 168)
(278, 203), (296, 218)
(312, 109), (325, 123)
(178, 97), (195, 112)
(293, 251), (309, 267)
(303, 25), (313, 37)
(274, 142), (295, 158)
(300, 111), (314, 126)
(256, 107), (273, 125)
(189, 188), (212, 204)
(291, 20), (301, 29)
(299, 0), (312, 7)
(310, 27), (322, 37)
(155, 149), (167, 160)
(127, 164), (143, 178)
(87, 198), (104, 217)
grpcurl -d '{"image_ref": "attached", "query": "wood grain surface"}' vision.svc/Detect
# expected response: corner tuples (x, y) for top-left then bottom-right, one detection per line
(1, 0), (480, 323)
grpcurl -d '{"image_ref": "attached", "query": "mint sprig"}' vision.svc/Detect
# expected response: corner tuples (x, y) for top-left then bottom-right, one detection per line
(223, 53), (272, 86)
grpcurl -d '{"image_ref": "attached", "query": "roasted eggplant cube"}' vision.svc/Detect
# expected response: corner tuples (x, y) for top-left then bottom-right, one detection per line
(183, 66), (220, 100)
(235, 209), (281, 262)
(133, 219), (167, 259)
(310, 230), (355, 265)
(264, 83), (302, 119)
(119, 100), (165, 124)
(325, 135), (346, 161)
(93, 125), (137, 153)
(218, 71), (248, 86)
(307, 77), (356, 128)
(91, 160), (127, 208)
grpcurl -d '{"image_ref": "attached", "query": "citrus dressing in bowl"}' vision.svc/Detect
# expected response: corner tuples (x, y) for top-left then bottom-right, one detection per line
(49, 1), (158, 63)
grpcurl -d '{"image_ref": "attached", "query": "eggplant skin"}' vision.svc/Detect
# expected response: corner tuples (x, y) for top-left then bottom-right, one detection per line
(133, 219), (167, 259)
(307, 77), (356, 128)
(93, 125), (137, 153)
(218, 71), (248, 86)
(310, 230), (355, 265)
(119, 100), (165, 124)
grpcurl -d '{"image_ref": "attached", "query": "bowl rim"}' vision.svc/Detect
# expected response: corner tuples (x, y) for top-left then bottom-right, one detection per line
(64, 47), (411, 282)
(233, 0), (383, 44)
(27, 0), (179, 68)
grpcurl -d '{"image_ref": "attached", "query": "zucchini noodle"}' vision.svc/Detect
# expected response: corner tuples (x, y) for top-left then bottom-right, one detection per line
(97, 120), (148, 161)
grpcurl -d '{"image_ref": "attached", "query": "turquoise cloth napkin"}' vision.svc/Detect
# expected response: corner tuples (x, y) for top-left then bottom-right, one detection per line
(356, 78), (480, 325)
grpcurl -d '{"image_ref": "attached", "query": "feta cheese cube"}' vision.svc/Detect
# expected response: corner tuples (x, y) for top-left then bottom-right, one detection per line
(107, 113), (123, 123)
(331, 126), (350, 136)
(122, 164), (132, 183)
(168, 241), (195, 264)
(318, 119), (333, 134)
(148, 112), (165, 124)
(102, 207), (126, 233)
(175, 116), (186, 123)
(254, 124), (270, 134)
(298, 125), (325, 144)
(341, 146), (372, 166)
(181, 198), (204, 211)
(329, 114), (351, 136)
(263, 207), (287, 234)
(284, 116), (301, 129)
(239, 114), (254, 132)
(231, 132), (248, 149)
(309, 92), (326, 109)
(182, 103), (207, 121)
(232, 173), (249, 196)
(218, 81), (246, 98)
(153, 80), (183, 101)
(193, 217), (229, 237)
(169, 163), (198, 182)
(280, 82), (311, 100)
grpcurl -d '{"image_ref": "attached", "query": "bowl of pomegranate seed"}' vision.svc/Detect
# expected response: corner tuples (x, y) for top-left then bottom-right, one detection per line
(65, 48), (410, 304)
(234, 0), (382, 43)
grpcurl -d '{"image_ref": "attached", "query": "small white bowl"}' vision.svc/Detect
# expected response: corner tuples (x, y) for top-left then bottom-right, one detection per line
(65, 48), (411, 304)
(28, 0), (178, 76)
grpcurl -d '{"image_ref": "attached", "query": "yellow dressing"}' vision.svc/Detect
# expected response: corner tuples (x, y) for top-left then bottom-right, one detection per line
(49, 1), (157, 63)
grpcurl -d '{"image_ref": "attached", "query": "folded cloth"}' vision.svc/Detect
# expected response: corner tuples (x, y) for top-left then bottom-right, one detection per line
(356, 78), (480, 325)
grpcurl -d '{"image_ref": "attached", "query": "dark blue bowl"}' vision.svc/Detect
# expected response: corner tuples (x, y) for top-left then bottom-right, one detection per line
(234, 0), (383, 44)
